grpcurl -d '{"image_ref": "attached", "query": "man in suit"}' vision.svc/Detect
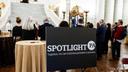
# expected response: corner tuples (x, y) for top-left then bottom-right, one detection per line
(39, 18), (54, 40)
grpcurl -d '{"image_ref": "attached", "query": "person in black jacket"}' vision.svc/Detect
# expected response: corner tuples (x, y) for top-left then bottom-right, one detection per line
(12, 17), (22, 41)
(96, 19), (107, 59)
(22, 17), (37, 40)
(77, 18), (84, 27)
(39, 18), (54, 40)
(104, 23), (111, 54)
(59, 21), (69, 27)
(59, 21), (69, 72)
(21, 0), (28, 3)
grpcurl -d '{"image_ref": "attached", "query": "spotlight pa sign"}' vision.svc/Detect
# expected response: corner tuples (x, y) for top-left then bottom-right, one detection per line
(46, 27), (96, 71)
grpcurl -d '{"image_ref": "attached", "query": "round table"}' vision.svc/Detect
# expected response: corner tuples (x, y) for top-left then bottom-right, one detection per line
(0, 31), (14, 66)
(15, 40), (46, 72)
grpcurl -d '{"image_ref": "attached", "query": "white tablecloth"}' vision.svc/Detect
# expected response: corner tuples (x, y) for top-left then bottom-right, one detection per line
(15, 40), (46, 72)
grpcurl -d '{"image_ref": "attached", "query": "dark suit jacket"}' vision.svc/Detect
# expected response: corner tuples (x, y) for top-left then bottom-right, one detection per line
(39, 23), (54, 40)
(22, 29), (36, 40)
(12, 26), (22, 37)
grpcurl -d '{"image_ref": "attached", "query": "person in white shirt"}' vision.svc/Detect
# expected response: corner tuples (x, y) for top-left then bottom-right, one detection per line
(5, 20), (12, 32)
(22, 16), (38, 40)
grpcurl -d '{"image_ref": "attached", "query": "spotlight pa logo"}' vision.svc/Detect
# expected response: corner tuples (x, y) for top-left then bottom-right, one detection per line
(87, 41), (96, 51)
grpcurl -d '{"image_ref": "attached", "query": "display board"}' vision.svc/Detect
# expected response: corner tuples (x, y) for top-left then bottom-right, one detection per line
(46, 27), (96, 71)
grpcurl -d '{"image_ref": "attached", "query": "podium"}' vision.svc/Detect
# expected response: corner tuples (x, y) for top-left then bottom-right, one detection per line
(46, 27), (98, 71)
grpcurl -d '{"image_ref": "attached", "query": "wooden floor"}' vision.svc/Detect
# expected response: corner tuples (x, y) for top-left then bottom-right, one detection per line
(1, 42), (128, 72)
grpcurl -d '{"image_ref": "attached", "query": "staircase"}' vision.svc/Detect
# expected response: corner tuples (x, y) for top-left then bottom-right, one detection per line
(44, 5), (62, 27)
(10, 2), (47, 27)
(9, 2), (61, 27)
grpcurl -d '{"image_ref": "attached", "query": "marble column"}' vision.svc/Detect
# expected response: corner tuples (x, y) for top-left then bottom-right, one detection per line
(113, 0), (123, 22)
(122, 0), (128, 25)
(104, 0), (115, 24)
(95, 0), (105, 22)
(66, 0), (71, 22)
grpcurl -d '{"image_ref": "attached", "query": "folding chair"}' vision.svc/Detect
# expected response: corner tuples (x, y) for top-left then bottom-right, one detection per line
(122, 58), (128, 71)
(117, 58), (128, 72)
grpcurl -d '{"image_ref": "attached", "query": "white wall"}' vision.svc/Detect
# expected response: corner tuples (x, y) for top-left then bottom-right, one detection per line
(95, 0), (105, 23)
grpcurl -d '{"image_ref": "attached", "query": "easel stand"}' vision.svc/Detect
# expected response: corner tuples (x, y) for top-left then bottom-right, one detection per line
(80, 67), (99, 72)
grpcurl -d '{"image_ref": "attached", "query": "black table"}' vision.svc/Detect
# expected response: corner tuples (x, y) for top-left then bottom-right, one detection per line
(0, 36), (15, 66)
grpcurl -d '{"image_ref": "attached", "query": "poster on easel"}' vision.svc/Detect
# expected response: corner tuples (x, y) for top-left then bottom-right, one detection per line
(46, 27), (96, 71)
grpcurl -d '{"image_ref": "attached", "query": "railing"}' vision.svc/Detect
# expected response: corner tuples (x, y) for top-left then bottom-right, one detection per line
(44, 6), (62, 27)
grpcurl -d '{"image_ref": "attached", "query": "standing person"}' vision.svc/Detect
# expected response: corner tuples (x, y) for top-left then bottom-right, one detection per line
(88, 23), (94, 28)
(39, 18), (54, 40)
(59, 21), (69, 72)
(22, 17), (37, 40)
(76, 18), (84, 27)
(111, 22), (117, 49)
(72, 17), (77, 27)
(21, 0), (28, 3)
(59, 21), (69, 27)
(97, 19), (107, 57)
(112, 19), (124, 59)
(12, 17), (22, 41)
(104, 23), (111, 54)
(6, 20), (12, 32)
(111, 22), (117, 41)
(96, 22), (101, 58)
